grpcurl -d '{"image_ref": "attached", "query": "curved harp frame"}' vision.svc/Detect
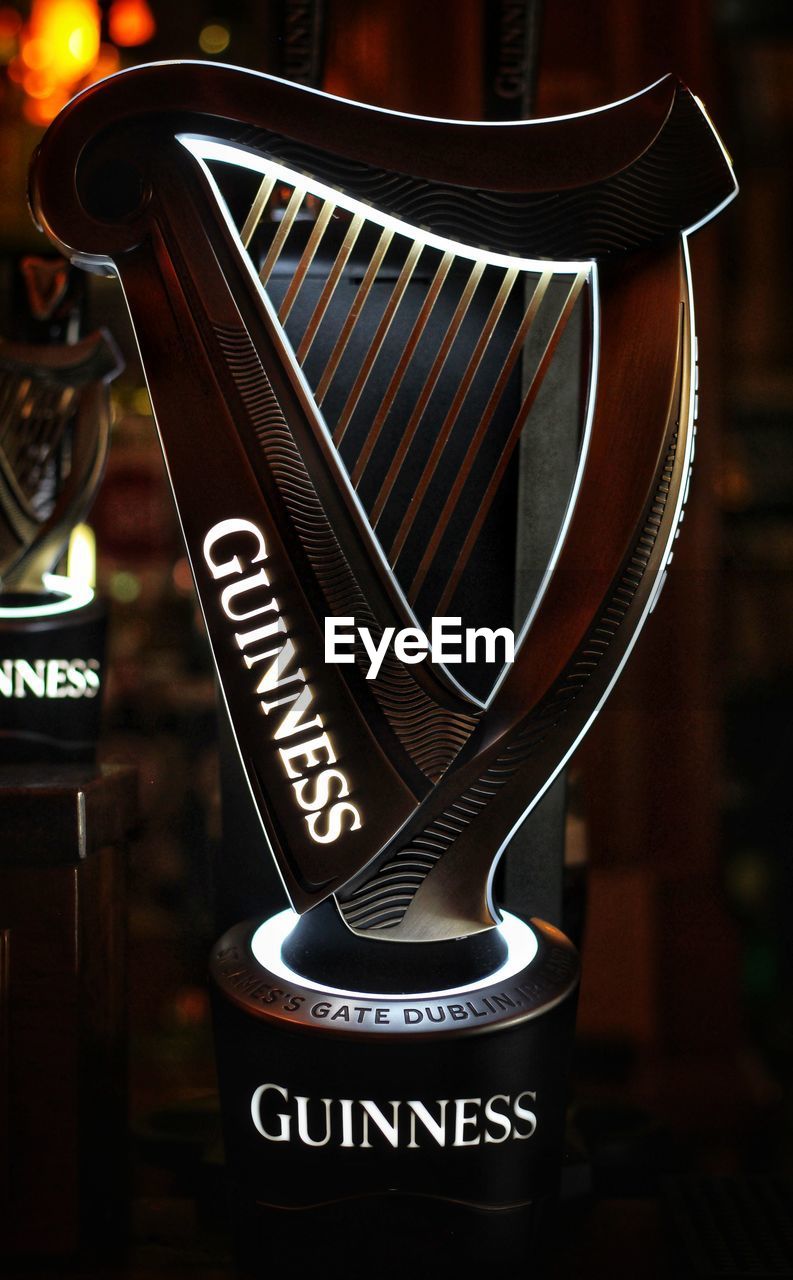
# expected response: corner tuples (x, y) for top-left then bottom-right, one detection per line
(30, 63), (736, 940)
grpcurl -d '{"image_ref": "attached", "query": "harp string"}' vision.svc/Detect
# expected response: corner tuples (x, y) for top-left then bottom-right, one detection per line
(336, 237), (423, 449)
(226, 164), (590, 619)
(296, 211), (365, 362)
(389, 263), (520, 567)
(409, 268), (553, 605)
(259, 185), (307, 285)
(436, 270), (588, 614)
(278, 198), (336, 324)
(315, 226), (394, 406)
(373, 256), (486, 533)
(240, 174), (276, 248)
(351, 247), (453, 485)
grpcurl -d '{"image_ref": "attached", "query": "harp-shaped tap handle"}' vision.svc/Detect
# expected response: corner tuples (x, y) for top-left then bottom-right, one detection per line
(29, 65), (736, 933)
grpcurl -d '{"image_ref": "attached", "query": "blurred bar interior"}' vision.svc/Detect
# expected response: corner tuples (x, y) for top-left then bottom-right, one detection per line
(0, 1), (791, 1275)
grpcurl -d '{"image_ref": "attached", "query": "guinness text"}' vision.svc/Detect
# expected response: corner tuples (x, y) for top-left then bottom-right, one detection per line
(0, 657), (100, 699)
(250, 1083), (538, 1149)
(202, 518), (362, 845)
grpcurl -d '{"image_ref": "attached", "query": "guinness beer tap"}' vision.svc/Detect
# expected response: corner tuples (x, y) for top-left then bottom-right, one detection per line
(30, 63), (736, 1268)
(0, 258), (121, 761)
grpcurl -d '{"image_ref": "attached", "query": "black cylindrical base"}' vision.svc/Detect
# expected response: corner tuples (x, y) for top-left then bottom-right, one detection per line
(0, 586), (106, 762)
(230, 1187), (553, 1275)
(211, 909), (579, 1275)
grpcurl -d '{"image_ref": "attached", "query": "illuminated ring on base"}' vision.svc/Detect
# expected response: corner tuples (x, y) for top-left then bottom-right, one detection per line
(250, 907), (539, 1001)
(0, 573), (95, 620)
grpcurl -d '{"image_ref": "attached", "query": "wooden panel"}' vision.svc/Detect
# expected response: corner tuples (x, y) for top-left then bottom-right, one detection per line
(0, 863), (81, 1254)
(0, 766), (133, 1258)
(0, 929), (9, 1212)
(576, 867), (658, 1048)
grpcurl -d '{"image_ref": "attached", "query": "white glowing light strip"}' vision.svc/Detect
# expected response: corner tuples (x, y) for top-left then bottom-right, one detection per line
(179, 136), (590, 278)
(684, 96), (739, 236)
(251, 908), (538, 1000)
(67, 522), (96, 590)
(0, 573), (94, 619)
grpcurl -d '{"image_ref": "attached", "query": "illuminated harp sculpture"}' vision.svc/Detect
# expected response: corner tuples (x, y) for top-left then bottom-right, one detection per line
(32, 65), (735, 1268)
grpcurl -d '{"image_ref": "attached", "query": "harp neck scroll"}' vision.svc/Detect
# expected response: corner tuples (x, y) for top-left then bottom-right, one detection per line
(32, 64), (735, 261)
(30, 63), (736, 937)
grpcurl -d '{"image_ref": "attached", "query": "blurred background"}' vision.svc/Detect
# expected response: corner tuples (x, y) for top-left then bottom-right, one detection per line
(0, 0), (791, 1272)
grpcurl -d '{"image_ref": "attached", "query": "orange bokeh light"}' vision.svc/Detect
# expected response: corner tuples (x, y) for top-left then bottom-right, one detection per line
(14, 0), (102, 122)
(108, 0), (155, 48)
(0, 7), (22, 40)
(83, 40), (120, 85)
(21, 36), (51, 70)
(23, 66), (56, 97)
(23, 87), (67, 124)
(25, 0), (100, 84)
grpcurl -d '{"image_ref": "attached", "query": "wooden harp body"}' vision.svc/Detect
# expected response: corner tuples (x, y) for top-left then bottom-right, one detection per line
(31, 65), (736, 940)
